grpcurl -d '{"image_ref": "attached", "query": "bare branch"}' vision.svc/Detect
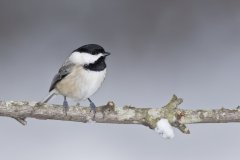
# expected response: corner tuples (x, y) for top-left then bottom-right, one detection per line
(0, 95), (240, 134)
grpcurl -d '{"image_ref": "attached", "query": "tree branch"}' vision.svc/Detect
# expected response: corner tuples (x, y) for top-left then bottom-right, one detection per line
(1, 95), (240, 134)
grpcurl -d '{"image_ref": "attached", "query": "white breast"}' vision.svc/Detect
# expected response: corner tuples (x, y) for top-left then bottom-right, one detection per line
(77, 68), (106, 100)
(56, 66), (106, 100)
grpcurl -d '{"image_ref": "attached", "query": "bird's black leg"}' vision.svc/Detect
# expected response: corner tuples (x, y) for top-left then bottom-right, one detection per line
(63, 96), (69, 115)
(88, 98), (96, 118)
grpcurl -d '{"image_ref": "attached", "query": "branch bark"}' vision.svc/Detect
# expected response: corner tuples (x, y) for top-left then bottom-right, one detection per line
(1, 95), (240, 134)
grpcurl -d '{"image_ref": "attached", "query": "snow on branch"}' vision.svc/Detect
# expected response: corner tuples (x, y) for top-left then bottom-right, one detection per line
(1, 95), (240, 138)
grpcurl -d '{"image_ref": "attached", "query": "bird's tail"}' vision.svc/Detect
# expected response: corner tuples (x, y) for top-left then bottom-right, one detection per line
(40, 90), (56, 104)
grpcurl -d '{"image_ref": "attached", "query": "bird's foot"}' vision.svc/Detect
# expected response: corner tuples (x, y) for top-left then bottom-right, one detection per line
(76, 102), (81, 107)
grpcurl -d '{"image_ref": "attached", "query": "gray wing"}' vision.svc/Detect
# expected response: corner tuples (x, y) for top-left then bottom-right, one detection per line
(49, 60), (74, 92)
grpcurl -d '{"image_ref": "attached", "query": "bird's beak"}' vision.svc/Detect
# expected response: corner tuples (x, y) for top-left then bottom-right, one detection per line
(103, 52), (111, 57)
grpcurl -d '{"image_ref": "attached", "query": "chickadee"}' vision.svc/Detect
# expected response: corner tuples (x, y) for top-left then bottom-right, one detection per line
(41, 44), (110, 114)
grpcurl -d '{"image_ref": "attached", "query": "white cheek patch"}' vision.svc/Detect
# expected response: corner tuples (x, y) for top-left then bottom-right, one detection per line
(69, 52), (84, 64)
(69, 52), (103, 65)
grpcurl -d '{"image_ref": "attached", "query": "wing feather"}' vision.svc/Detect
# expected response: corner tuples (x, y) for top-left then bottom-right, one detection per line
(49, 60), (74, 92)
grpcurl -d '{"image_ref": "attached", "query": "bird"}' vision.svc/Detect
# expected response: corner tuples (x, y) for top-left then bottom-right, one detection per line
(40, 44), (110, 115)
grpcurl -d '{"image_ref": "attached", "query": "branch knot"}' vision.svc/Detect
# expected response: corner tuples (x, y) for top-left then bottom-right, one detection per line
(162, 95), (190, 134)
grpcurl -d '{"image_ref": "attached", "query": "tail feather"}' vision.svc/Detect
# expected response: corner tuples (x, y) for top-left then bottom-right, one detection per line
(40, 90), (56, 103)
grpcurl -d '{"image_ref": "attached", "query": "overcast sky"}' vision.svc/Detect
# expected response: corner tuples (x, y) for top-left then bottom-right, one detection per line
(0, 0), (240, 160)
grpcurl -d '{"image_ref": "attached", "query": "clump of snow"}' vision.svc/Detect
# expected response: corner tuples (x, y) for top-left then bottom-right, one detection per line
(155, 118), (174, 139)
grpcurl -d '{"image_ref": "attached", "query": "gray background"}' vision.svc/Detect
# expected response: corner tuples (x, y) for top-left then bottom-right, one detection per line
(0, 0), (240, 159)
